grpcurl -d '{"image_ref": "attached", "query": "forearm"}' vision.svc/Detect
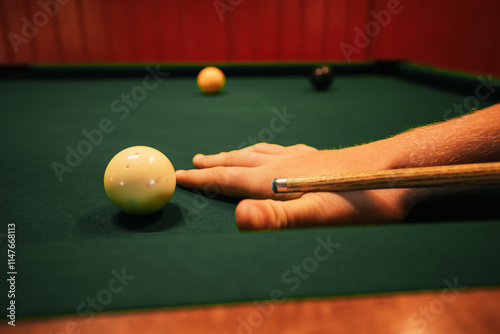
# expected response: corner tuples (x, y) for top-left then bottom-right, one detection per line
(386, 103), (500, 169)
(375, 103), (500, 206)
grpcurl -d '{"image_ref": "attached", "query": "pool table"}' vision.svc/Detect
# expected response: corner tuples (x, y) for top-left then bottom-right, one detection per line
(1, 62), (500, 333)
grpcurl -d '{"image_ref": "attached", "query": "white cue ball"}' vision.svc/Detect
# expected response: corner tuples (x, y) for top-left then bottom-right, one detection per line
(104, 146), (176, 215)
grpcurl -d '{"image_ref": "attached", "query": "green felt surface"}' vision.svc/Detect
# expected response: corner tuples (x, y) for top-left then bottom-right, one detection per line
(1, 65), (499, 317)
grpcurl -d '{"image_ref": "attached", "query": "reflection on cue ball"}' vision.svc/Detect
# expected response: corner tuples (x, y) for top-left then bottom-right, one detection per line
(197, 66), (226, 95)
(104, 146), (176, 215)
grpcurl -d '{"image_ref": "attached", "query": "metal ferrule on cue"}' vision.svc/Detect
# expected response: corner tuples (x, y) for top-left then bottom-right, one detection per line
(273, 178), (288, 193)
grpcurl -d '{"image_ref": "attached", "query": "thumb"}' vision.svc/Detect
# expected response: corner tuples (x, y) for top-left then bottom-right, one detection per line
(235, 190), (410, 231)
(235, 194), (335, 231)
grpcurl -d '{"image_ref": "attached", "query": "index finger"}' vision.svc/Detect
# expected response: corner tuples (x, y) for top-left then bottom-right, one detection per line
(175, 167), (300, 200)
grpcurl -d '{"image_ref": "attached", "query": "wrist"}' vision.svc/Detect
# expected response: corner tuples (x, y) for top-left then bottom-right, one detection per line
(356, 138), (449, 212)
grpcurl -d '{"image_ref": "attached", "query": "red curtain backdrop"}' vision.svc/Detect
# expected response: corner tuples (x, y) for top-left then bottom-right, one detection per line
(0, 0), (499, 75)
(370, 0), (500, 76)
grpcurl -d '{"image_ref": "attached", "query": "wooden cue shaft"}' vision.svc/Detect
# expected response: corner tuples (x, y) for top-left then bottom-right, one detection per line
(272, 162), (500, 193)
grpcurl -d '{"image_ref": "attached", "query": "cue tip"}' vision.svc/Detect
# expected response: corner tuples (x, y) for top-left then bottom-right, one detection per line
(272, 178), (288, 193)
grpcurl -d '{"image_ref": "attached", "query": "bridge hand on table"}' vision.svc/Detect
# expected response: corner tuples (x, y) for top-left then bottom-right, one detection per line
(175, 143), (416, 231)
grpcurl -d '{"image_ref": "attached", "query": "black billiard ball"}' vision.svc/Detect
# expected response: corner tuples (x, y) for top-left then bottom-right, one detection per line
(309, 65), (333, 91)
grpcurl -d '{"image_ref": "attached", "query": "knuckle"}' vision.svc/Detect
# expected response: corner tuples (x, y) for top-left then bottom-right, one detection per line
(254, 142), (268, 149)
(295, 143), (310, 150)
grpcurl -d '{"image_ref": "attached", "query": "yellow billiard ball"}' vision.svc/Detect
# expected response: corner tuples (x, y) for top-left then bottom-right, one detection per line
(104, 146), (176, 215)
(197, 66), (226, 95)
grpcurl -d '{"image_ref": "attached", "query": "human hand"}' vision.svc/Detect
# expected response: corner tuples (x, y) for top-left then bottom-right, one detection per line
(175, 143), (420, 231)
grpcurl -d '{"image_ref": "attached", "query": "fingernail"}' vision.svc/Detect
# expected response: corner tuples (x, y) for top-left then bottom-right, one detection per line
(175, 169), (185, 174)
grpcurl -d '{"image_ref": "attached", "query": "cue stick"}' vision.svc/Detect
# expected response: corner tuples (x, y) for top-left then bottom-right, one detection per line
(272, 162), (500, 193)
